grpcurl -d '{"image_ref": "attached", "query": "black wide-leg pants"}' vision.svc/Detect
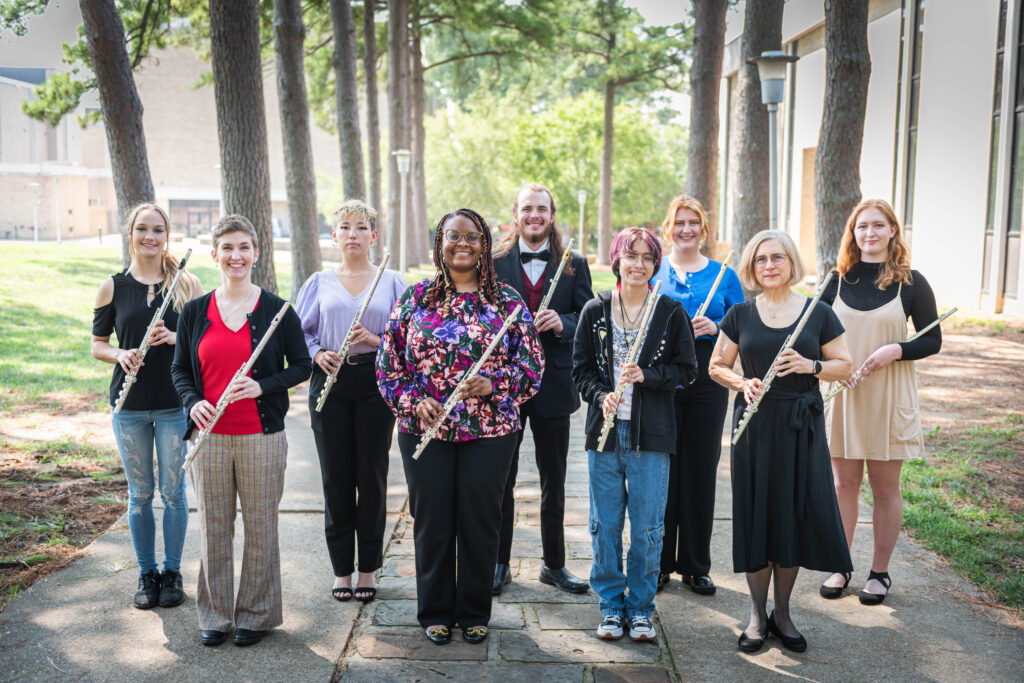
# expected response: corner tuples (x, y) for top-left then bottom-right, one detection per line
(660, 339), (729, 577)
(310, 363), (394, 577)
(497, 408), (571, 568)
(400, 431), (517, 628)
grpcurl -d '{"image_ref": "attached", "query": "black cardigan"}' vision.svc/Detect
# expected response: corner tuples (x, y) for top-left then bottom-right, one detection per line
(572, 290), (697, 454)
(171, 288), (312, 439)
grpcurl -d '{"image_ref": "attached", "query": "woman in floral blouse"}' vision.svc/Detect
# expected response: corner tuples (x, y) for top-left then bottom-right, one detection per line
(377, 208), (543, 646)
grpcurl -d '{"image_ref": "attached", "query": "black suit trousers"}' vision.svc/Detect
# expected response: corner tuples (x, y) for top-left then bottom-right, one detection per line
(660, 339), (729, 576)
(497, 405), (571, 568)
(400, 431), (517, 628)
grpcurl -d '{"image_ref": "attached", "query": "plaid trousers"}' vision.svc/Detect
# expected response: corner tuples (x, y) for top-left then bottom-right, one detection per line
(190, 431), (287, 632)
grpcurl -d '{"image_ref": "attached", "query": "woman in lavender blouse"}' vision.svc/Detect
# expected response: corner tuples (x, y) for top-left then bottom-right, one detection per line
(296, 200), (407, 604)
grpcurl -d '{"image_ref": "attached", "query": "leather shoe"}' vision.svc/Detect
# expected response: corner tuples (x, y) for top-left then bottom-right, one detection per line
(768, 611), (807, 652)
(425, 625), (451, 644)
(737, 624), (769, 653)
(200, 629), (227, 647)
(233, 628), (265, 647)
(492, 563), (511, 596)
(684, 574), (717, 596)
(539, 565), (589, 594)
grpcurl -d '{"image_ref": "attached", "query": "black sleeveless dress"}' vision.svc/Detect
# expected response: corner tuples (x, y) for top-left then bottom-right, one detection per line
(719, 299), (853, 574)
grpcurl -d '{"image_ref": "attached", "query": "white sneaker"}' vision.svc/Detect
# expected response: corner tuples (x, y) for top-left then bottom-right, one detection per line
(628, 615), (656, 641)
(596, 614), (624, 640)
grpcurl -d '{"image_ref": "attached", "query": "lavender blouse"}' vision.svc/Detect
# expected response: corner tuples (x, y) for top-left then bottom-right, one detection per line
(296, 269), (408, 358)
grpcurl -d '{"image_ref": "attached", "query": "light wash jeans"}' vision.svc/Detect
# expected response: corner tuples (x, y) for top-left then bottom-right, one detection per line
(111, 408), (189, 575)
(588, 420), (670, 619)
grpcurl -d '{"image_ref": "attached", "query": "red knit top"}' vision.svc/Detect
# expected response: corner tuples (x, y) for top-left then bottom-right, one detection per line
(198, 293), (263, 435)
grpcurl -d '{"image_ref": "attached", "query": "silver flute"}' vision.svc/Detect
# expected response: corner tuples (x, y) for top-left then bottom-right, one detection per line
(822, 306), (957, 403)
(694, 249), (734, 319)
(113, 249), (193, 414)
(314, 254), (391, 412)
(411, 304), (523, 460)
(182, 301), (291, 471)
(731, 271), (835, 446)
(535, 238), (574, 314)
(596, 281), (662, 451)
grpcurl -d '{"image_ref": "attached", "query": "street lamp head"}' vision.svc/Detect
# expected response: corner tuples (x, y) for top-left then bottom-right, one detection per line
(577, 189), (588, 205)
(393, 149), (412, 175)
(748, 50), (799, 105)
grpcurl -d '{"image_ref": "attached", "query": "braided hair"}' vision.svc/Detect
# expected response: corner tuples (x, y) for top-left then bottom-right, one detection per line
(419, 208), (503, 316)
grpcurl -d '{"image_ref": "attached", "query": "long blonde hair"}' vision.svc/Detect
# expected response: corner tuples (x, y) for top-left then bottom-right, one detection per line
(125, 203), (195, 312)
(836, 199), (913, 289)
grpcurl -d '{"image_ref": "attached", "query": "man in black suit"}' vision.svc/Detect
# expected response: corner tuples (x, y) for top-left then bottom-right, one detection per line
(491, 182), (593, 595)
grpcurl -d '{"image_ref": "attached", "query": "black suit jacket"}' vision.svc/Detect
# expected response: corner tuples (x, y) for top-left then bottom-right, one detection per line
(493, 242), (593, 417)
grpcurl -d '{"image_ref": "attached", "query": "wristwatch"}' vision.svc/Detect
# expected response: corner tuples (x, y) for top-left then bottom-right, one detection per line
(812, 360), (822, 376)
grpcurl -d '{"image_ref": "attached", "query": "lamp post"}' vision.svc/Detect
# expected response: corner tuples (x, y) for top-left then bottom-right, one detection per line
(576, 189), (588, 257)
(393, 149), (412, 273)
(28, 182), (40, 242)
(748, 50), (798, 232)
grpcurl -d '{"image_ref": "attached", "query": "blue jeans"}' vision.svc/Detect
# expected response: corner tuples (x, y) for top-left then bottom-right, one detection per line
(111, 408), (189, 575)
(588, 420), (670, 619)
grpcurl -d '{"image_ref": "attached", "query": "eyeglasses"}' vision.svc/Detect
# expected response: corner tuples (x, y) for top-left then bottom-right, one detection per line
(620, 253), (656, 266)
(443, 229), (483, 245)
(754, 253), (788, 268)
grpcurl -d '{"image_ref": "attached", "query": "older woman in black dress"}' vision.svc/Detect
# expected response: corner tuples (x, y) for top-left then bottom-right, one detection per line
(709, 230), (852, 653)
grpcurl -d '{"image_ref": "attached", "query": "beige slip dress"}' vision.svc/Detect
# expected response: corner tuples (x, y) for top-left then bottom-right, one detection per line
(824, 278), (925, 461)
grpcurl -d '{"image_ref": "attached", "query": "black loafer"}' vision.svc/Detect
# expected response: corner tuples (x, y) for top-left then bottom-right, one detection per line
(425, 625), (451, 644)
(738, 624), (769, 653)
(768, 611), (807, 652)
(686, 574), (716, 596)
(233, 628), (265, 647)
(538, 565), (589, 594)
(462, 626), (488, 644)
(200, 629), (228, 647)
(492, 564), (511, 596)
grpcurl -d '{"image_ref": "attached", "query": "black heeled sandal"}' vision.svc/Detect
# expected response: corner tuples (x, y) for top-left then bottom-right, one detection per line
(859, 570), (892, 605)
(819, 572), (851, 599)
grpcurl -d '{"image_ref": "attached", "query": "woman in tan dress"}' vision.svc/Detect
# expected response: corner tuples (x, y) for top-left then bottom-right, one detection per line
(819, 199), (942, 605)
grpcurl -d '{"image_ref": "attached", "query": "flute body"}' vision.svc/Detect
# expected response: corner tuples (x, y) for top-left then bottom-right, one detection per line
(315, 254), (391, 412)
(596, 281), (662, 451)
(535, 238), (574, 315)
(182, 301), (292, 470)
(694, 250), (734, 319)
(411, 304), (523, 460)
(731, 271), (835, 446)
(113, 249), (193, 414)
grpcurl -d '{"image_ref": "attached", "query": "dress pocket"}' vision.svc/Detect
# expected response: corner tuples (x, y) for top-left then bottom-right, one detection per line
(892, 406), (922, 445)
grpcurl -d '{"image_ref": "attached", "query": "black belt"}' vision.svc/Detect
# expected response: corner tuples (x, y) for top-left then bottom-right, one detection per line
(345, 351), (377, 366)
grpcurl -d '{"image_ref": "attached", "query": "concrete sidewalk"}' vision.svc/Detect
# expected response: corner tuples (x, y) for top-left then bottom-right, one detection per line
(2, 389), (1022, 681)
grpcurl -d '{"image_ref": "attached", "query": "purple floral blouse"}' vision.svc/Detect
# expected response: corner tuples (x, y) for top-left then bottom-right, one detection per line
(376, 280), (544, 441)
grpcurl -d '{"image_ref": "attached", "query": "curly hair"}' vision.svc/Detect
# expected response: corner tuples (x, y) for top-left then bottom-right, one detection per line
(836, 199), (913, 289)
(418, 208), (503, 315)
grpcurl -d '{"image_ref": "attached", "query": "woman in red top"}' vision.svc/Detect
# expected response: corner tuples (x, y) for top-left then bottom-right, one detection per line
(172, 215), (310, 649)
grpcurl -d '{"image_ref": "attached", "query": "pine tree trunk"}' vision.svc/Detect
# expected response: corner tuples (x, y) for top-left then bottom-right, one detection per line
(209, 0), (277, 292)
(815, 0), (871, 276)
(79, 0), (154, 266)
(363, 0), (383, 260)
(386, 0), (411, 265)
(331, 0), (366, 201)
(597, 77), (615, 265)
(411, 17), (429, 266)
(730, 0), (784, 260)
(274, 0), (322, 298)
(686, 0), (728, 248)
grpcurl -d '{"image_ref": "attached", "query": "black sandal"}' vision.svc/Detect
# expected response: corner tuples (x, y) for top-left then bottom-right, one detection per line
(819, 572), (852, 599)
(332, 586), (353, 602)
(355, 586), (377, 603)
(859, 570), (892, 605)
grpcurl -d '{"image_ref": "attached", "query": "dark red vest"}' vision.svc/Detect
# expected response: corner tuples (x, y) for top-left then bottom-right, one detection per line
(522, 266), (546, 313)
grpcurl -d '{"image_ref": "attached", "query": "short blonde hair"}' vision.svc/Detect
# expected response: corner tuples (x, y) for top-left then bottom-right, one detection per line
(737, 230), (804, 290)
(333, 199), (378, 230)
(660, 195), (711, 245)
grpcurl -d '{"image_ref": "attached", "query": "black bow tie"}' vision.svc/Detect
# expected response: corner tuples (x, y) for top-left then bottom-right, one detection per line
(520, 250), (550, 264)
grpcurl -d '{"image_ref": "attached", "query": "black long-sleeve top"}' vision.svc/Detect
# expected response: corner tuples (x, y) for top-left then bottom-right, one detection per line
(821, 261), (941, 361)
(171, 288), (312, 440)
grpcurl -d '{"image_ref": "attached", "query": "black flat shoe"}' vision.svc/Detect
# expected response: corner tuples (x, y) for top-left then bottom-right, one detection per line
(355, 587), (377, 603)
(462, 626), (488, 644)
(738, 624), (769, 653)
(492, 564), (511, 596)
(859, 570), (892, 605)
(686, 574), (716, 596)
(233, 628), (265, 647)
(200, 629), (228, 647)
(657, 573), (670, 593)
(425, 625), (450, 645)
(768, 611), (807, 653)
(538, 565), (589, 594)
(819, 572), (852, 599)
